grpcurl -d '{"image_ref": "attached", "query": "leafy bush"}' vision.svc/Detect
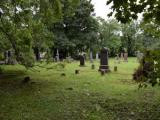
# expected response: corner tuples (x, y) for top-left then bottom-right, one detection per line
(133, 50), (160, 86)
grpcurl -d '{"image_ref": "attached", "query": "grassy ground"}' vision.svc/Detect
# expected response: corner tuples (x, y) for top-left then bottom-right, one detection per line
(0, 58), (160, 120)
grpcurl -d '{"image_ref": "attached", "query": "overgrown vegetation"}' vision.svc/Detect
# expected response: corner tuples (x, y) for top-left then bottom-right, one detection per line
(133, 50), (160, 87)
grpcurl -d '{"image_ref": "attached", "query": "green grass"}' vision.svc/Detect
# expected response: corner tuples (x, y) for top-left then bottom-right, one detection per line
(0, 58), (160, 120)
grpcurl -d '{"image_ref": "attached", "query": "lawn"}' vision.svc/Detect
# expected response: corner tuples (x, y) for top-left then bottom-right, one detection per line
(0, 58), (160, 120)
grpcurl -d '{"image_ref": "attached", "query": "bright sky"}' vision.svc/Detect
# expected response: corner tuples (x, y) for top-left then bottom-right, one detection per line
(91, 0), (142, 21)
(91, 0), (112, 19)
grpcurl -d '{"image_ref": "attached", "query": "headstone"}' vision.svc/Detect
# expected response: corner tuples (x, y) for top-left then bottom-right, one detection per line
(90, 51), (93, 63)
(136, 51), (144, 62)
(56, 49), (60, 62)
(114, 66), (118, 72)
(96, 53), (99, 60)
(75, 69), (80, 74)
(120, 52), (124, 60)
(99, 47), (110, 72)
(91, 64), (95, 69)
(115, 54), (120, 64)
(124, 53), (128, 62)
(79, 55), (85, 66)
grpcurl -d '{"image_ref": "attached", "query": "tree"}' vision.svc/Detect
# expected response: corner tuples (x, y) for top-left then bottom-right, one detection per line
(0, 0), (80, 67)
(107, 0), (160, 86)
(98, 18), (121, 56)
(107, 0), (160, 24)
(121, 22), (139, 56)
(52, 0), (99, 58)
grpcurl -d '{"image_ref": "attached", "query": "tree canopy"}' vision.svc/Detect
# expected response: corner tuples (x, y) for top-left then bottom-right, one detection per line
(0, 0), (80, 67)
(107, 0), (160, 24)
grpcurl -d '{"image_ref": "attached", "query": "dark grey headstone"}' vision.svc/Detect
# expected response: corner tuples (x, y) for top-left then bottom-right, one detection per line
(99, 47), (110, 72)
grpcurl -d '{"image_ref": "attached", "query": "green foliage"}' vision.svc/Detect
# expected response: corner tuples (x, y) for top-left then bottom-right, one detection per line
(134, 50), (160, 87)
(0, 0), (80, 67)
(52, 0), (99, 53)
(121, 22), (139, 56)
(107, 0), (160, 24)
(98, 18), (121, 56)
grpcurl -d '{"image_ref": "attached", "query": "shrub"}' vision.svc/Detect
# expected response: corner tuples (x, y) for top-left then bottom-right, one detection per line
(133, 50), (160, 87)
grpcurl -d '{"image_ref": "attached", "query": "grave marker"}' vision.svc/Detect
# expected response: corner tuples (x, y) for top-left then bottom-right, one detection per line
(124, 52), (128, 62)
(99, 47), (110, 72)
(79, 55), (85, 66)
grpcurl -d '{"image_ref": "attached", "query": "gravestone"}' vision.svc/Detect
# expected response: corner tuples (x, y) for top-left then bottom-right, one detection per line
(90, 51), (93, 63)
(99, 47), (110, 72)
(91, 64), (95, 69)
(115, 54), (120, 64)
(56, 49), (60, 62)
(114, 66), (118, 72)
(136, 51), (144, 62)
(79, 55), (85, 66)
(120, 52), (124, 60)
(124, 52), (128, 62)
(96, 53), (99, 60)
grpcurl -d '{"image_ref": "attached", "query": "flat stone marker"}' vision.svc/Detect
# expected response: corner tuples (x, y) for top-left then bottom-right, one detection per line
(99, 47), (110, 72)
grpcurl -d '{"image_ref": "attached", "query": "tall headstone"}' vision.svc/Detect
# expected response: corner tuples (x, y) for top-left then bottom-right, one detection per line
(120, 52), (124, 60)
(56, 49), (60, 62)
(96, 53), (99, 60)
(99, 47), (110, 72)
(90, 51), (93, 63)
(124, 52), (128, 62)
(79, 55), (85, 66)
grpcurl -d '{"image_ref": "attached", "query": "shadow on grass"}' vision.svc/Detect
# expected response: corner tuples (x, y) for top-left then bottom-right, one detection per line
(0, 70), (42, 93)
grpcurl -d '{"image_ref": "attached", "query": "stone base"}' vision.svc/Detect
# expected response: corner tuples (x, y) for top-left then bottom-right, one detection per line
(99, 65), (110, 73)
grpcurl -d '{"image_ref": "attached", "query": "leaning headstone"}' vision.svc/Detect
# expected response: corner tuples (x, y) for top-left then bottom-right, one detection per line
(124, 53), (128, 62)
(99, 47), (110, 72)
(79, 55), (85, 66)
